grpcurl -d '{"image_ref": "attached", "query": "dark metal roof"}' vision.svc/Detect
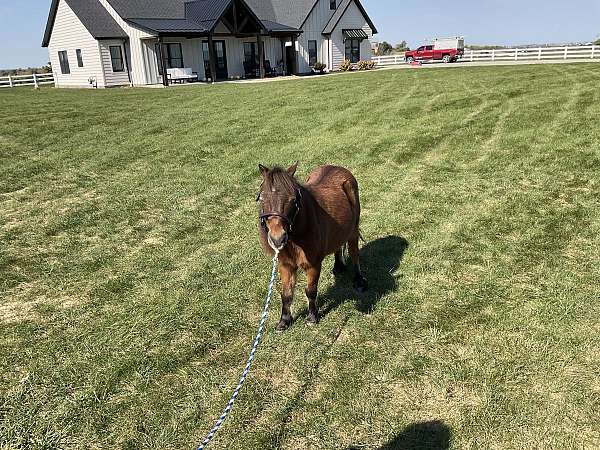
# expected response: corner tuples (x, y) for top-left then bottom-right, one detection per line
(245, 0), (316, 29)
(105, 0), (189, 19)
(322, 0), (377, 35)
(261, 20), (301, 33)
(127, 18), (208, 34)
(42, 0), (371, 46)
(42, 0), (127, 47)
(342, 29), (368, 39)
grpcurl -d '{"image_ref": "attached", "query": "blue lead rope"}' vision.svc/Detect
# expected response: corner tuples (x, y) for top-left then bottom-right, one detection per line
(197, 253), (279, 450)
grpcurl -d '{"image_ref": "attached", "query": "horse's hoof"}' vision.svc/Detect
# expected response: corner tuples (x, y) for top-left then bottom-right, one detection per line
(306, 313), (319, 326)
(276, 319), (292, 332)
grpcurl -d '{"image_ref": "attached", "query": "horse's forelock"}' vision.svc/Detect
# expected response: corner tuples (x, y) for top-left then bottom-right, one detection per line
(265, 166), (299, 195)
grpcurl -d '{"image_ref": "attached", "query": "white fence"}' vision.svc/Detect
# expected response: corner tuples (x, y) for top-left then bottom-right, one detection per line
(372, 45), (599, 66)
(0, 73), (55, 89)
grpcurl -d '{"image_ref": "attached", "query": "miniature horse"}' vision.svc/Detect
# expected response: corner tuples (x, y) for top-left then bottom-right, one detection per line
(257, 163), (367, 331)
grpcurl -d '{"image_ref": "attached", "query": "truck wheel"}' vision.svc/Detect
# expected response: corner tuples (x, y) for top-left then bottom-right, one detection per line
(406, 56), (414, 64)
(442, 55), (451, 63)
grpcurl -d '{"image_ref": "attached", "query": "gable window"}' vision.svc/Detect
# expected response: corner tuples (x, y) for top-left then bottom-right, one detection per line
(330, 0), (336, 10)
(76, 49), (84, 67)
(308, 40), (317, 67)
(155, 43), (184, 73)
(345, 39), (360, 63)
(58, 51), (70, 74)
(109, 46), (124, 72)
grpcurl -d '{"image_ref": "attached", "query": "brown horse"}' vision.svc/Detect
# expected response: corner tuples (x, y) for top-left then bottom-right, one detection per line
(257, 163), (367, 331)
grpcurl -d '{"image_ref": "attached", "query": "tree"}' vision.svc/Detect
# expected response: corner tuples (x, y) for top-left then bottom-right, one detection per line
(377, 41), (393, 56)
(594, 38), (600, 45)
(395, 41), (409, 52)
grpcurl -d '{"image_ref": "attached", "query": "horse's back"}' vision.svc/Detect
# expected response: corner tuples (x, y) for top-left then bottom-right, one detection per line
(305, 166), (361, 249)
(305, 165), (358, 191)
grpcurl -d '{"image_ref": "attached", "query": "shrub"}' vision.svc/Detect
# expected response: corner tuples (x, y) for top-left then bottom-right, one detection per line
(339, 60), (352, 71)
(357, 60), (369, 71)
(313, 62), (326, 73)
(357, 60), (376, 70)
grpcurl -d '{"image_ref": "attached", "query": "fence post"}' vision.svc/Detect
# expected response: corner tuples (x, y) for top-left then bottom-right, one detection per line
(33, 73), (38, 88)
(564, 47), (568, 60)
(592, 45), (596, 59)
(492, 49), (495, 61)
(470, 51), (473, 62)
(515, 48), (518, 61)
(8, 75), (13, 88)
(538, 47), (542, 60)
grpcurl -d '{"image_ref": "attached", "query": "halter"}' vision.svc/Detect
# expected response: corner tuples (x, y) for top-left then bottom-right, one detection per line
(258, 187), (303, 233)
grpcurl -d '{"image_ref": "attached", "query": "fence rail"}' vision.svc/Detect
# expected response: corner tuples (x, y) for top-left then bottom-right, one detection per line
(372, 45), (599, 66)
(0, 73), (55, 88)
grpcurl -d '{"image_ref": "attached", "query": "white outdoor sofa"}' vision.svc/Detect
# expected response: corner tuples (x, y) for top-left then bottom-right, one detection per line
(166, 68), (199, 83)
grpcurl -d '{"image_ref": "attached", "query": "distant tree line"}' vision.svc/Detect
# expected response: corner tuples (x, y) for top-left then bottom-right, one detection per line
(375, 41), (410, 56)
(0, 63), (52, 77)
(595, 38), (600, 45)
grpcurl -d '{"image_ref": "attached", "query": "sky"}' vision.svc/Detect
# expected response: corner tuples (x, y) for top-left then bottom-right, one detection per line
(0, 0), (599, 69)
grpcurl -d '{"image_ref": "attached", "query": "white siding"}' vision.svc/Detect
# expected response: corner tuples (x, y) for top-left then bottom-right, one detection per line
(97, 0), (156, 86)
(99, 40), (130, 86)
(330, 0), (373, 70)
(297, 0), (337, 73)
(47, 0), (105, 88)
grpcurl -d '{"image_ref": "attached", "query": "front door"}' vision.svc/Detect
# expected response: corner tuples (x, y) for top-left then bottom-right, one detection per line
(202, 40), (228, 80)
(285, 45), (296, 75)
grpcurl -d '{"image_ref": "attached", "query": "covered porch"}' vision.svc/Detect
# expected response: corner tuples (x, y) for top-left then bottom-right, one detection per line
(132, 0), (301, 85)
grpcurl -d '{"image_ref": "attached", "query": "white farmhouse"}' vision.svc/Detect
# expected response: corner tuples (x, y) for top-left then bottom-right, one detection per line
(42, 0), (378, 88)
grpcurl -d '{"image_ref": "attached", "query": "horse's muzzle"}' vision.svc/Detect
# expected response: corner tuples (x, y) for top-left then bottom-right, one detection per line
(268, 232), (288, 251)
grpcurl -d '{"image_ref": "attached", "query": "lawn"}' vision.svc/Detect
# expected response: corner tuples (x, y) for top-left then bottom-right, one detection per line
(1, 63), (599, 450)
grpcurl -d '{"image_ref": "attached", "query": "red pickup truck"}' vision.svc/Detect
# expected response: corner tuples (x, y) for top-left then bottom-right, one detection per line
(405, 37), (464, 63)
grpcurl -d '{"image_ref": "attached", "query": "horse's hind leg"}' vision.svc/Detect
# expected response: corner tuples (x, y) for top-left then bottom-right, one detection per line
(348, 236), (367, 293)
(305, 263), (321, 326)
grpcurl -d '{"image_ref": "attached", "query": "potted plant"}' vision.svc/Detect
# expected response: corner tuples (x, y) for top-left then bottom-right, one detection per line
(312, 62), (326, 74)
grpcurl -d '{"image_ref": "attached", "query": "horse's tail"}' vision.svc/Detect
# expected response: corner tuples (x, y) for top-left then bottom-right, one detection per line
(358, 229), (366, 243)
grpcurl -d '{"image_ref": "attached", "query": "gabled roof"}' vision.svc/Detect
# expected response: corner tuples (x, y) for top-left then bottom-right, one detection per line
(42, 0), (127, 47)
(322, 0), (377, 35)
(245, 0), (316, 29)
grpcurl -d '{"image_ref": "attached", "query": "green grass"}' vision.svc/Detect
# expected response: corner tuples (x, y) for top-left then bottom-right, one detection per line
(1, 63), (600, 449)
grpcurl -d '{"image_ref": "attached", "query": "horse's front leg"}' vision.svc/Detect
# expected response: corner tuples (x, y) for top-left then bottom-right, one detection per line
(305, 263), (322, 326)
(277, 262), (297, 332)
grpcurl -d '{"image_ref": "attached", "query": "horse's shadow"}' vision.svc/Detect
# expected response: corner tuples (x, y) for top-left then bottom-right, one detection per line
(317, 235), (409, 318)
(346, 420), (451, 450)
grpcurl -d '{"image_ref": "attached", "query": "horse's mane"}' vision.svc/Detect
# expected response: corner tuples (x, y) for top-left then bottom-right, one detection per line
(263, 166), (300, 194)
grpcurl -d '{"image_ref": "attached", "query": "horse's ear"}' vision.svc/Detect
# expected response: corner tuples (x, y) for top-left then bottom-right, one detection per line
(287, 161), (299, 176)
(258, 164), (269, 177)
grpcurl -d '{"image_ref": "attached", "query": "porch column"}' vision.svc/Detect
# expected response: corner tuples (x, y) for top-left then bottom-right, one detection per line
(257, 34), (265, 79)
(281, 38), (287, 75)
(158, 36), (169, 87)
(207, 33), (217, 83)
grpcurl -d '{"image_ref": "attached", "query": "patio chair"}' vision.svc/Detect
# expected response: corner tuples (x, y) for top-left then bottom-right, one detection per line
(264, 60), (278, 77)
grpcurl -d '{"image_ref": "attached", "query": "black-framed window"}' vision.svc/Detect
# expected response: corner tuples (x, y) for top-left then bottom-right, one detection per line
(308, 40), (318, 67)
(109, 46), (124, 72)
(58, 51), (70, 74)
(155, 43), (184, 73)
(345, 39), (361, 63)
(243, 42), (258, 65)
(330, 0), (336, 10)
(76, 49), (84, 67)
